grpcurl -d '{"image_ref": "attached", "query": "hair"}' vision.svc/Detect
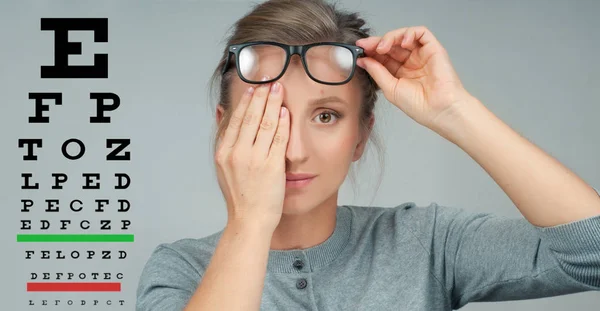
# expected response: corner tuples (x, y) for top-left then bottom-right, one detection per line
(206, 0), (385, 205)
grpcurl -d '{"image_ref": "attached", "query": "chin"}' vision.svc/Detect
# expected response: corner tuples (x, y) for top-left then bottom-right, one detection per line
(282, 197), (314, 215)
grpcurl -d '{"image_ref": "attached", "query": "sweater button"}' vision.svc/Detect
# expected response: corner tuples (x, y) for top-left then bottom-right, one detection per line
(296, 278), (307, 289)
(293, 259), (304, 270)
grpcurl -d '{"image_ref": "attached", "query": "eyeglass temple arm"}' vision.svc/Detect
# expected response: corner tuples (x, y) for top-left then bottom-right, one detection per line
(221, 51), (232, 75)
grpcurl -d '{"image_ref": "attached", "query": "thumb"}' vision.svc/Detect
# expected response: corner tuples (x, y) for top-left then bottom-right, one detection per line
(358, 57), (397, 97)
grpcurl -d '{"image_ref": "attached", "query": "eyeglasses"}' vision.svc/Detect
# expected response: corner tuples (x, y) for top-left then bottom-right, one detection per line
(221, 41), (365, 85)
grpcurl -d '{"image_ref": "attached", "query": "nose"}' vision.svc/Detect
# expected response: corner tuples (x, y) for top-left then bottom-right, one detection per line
(275, 63), (313, 168)
(284, 107), (309, 166)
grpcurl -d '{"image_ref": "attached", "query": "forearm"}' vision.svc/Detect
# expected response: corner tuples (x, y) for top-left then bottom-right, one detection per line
(435, 97), (600, 227)
(184, 221), (273, 311)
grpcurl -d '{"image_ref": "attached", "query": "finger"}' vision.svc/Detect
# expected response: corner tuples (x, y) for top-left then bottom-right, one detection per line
(237, 76), (272, 148)
(218, 86), (255, 150)
(356, 36), (383, 56)
(357, 56), (398, 97)
(378, 26), (441, 54)
(384, 45), (412, 64)
(267, 105), (289, 162)
(369, 52), (403, 77)
(254, 81), (284, 159)
(357, 36), (412, 64)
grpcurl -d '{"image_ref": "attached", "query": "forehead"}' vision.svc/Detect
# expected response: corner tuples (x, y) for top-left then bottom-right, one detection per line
(230, 74), (363, 108)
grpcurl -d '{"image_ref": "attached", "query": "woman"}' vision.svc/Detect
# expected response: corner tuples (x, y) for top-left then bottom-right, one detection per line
(136, 0), (600, 310)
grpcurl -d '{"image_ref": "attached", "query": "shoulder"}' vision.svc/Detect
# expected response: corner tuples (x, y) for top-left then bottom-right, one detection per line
(344, 201), (469, 225)
(344, 201), (490, 241)
(142, 230), (224, 276)
(136, 233), (224, 310)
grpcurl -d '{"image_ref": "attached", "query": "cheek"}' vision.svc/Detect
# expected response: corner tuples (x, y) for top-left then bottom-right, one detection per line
(313, 130), (358, 168)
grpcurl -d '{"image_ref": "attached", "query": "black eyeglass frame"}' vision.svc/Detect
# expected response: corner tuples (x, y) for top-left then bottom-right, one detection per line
(221, 41), (365, 85)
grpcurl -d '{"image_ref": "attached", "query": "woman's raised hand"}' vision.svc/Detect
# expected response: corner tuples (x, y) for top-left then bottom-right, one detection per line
(356, 26), (474, 132)
(215, 77), (289, 232)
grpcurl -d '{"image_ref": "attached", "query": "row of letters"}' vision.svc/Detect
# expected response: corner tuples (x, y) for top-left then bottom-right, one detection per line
(28, 300), (126, 307)
(21, 198), (131, 212)
(20, 219), (131, 230)
(24, 250), (127, 259)
(20, 173), (130, 189)
(30, 272), (124, 280)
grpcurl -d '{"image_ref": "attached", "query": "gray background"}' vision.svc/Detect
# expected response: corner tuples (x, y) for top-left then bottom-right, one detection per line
(1, 0), (598, 310)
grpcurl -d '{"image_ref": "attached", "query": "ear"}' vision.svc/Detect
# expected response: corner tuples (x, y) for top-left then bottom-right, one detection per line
(352, 113), (375, 162)
(216, 104), (225, 125)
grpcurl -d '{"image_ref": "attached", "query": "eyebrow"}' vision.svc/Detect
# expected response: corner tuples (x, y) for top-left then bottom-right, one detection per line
(309, 96), (348, 107)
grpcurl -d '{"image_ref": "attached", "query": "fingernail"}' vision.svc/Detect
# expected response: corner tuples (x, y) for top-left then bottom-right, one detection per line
(271, 82), (280, 93)
(246, 86), (255, 94)
(280, 106), (287, 118)
(356, 58), (365, 69)
(377, 40), (385, 50)
(402, 35), (408, 45)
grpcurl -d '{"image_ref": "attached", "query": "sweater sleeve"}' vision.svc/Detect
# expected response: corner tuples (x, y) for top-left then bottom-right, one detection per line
(135, 244), (202, 311)
(430, 187), (600, 309)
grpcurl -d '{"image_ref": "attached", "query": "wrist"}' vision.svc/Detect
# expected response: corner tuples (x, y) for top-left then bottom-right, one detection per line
(226, 218), (277, 238)
(430, 94), (485, 144)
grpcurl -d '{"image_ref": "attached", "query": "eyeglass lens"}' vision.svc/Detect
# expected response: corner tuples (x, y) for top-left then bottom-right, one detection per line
(237, 44), (354, 83)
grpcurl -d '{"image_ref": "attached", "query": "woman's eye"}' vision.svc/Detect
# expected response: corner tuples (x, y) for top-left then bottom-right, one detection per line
(313, 111), (341, 124)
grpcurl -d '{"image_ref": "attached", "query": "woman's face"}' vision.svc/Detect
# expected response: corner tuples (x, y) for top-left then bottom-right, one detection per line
(217, 56), (372, 215)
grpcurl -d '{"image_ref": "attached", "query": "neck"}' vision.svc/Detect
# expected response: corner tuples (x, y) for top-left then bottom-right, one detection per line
(269, 193), (338, 250)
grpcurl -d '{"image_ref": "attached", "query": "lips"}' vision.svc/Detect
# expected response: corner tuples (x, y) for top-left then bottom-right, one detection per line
(285, 173), (317, 181)
(285, 174), (316, 189)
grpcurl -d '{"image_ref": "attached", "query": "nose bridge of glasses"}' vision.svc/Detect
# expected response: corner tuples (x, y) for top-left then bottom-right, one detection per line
(277, 45), (305, 79)
(289, 45), (303, 55)
(287, 45), (305, 66)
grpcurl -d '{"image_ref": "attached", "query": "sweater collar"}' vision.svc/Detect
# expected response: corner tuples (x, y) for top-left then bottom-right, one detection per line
(267, 205), (352, 273)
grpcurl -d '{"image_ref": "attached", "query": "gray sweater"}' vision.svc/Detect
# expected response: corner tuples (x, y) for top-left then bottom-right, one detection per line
(135, 198), (600, 310)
